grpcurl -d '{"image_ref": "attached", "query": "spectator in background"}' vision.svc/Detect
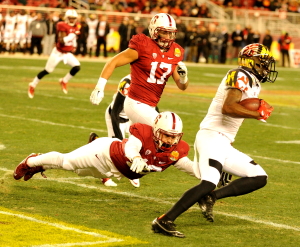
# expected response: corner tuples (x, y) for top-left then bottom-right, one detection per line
(75, 15), (89, 57)
(29, 12), (46, 55)
(208, 23), (222, 63)
(15, 9), (28, 54)
(262, 29), (273, 50)
(183, 24), (198, 62)
(196, 25), (210, 63)
(230, 24), (243, 63)
(43, 12), (57, 56)
(219, 25), (229, 64)
(2, 10), (17, 53)
(198, 3), (211, 18)
(95, 15), (110, 58)
(118, 17), (137, 52)
(252, 30), (261, 43)
(86, 14), (98, 57)
(278, 32), (292, 67)
(175, 17), (186, 48)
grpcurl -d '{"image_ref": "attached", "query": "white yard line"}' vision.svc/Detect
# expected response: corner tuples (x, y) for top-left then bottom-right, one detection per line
(1, 167), (299, 232)
(0, 113), (107, 133)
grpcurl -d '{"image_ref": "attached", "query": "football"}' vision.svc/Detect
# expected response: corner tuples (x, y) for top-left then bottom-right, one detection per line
(239, 98), (261, 111)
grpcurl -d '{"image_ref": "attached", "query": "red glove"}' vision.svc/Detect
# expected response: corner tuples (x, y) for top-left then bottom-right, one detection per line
(257, 99), (274, 122)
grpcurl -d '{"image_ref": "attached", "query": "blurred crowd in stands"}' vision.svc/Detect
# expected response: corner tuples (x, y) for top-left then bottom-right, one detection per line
(1, 0), (300, 14)
(0, 3), (293, 66)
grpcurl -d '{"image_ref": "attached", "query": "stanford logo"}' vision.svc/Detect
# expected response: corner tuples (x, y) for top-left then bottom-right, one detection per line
(152, 53), (157, 59)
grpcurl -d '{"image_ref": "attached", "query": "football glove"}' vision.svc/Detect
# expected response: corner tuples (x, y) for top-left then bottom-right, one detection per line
(177, 61), (188, 84)
(257, 99), (274, 122)
(90, 78), (107, 105)
(217, 171), (232, 188)
(130, 157), (150, 174)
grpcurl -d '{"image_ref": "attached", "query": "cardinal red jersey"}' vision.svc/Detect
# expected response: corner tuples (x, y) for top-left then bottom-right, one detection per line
(128, 34), (184, 106)
(56, 21), (81, 53)
(110, 123), (189, 179)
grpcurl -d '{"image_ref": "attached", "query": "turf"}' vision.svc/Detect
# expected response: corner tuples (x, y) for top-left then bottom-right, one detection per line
(0, 56), (300, 247)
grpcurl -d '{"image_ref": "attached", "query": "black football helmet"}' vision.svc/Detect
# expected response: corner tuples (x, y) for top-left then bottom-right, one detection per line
(238, 43), (278, 83)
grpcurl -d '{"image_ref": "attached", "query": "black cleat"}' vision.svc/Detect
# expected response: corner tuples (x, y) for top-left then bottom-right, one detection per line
(88, 132), (99, 143)
(152, 217), (185, 238)
(198, 194), (216, 222)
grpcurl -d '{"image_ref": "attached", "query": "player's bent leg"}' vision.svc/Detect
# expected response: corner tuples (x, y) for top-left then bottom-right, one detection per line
(213, 175), (267, 200)
(124, 97), (158, 125)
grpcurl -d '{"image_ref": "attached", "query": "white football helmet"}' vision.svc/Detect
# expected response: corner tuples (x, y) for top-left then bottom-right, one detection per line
(148, 13), (177, 50)
(153, 111), (183, 151)
(65, 9), (78, 26)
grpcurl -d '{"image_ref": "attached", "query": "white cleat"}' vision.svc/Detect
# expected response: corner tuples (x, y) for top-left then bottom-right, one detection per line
(129, 179), (140, 188)
(59, 78), (68, 94)
(28, 83), (35, 98)
(101, 178), (117, 187)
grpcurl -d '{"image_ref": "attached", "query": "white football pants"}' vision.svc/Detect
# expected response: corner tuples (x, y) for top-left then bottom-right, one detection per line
(194, 129), (267, 186)
(45, 47), (80, 73)
(27, 138), (123, 179)
(124, 96), (158, 126)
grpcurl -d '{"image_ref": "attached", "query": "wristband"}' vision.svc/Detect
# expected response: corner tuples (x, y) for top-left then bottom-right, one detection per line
(96, 77), (107, 91)
(131, 156), (141, 162)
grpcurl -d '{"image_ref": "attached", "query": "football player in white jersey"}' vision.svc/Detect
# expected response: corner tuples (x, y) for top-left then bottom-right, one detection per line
(152, 43), (278, 238)
(15, 9), (28, 54)
(2, 10), (17, 53)
(86, 14), (98, 57)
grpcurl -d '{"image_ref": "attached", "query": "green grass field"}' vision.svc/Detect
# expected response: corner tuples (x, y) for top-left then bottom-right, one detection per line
(0, 56), (300, 247)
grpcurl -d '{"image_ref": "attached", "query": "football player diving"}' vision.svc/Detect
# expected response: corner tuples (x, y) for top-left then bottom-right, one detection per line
(13, 112), (199, 189)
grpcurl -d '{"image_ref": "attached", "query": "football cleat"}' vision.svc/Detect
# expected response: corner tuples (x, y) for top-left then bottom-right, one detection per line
(198, 194), (216, 222)
(101, 178), (117, 187)
(28, 83), (35, 98)
(152, 217), (185, 238)
(129, 179), (140, 188)
(59, 78), (68, 94)
(14, 153), (39, 180)
(88, 132), (99, 143)
(24, 166), (46, 181)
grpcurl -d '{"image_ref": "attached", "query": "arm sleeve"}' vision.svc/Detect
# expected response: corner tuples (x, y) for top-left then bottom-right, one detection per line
(173, 157), (200, 179)
(124, 135), (143, 161)
(110, 92), (126, 140)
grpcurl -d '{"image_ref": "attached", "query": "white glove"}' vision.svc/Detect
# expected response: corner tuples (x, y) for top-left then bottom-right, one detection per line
(177, 61), (188, 84)
(90, 78), (107, 105)
(130, 157), (150, 173)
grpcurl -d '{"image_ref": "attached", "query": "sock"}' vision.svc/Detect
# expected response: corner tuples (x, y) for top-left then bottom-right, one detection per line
(62, 73), (72, 83)
(164, 180), (216, 221)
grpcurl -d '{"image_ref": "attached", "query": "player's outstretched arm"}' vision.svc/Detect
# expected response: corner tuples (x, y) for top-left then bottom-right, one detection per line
(173, 61), (189, 90)
(90, 49), (138, 105)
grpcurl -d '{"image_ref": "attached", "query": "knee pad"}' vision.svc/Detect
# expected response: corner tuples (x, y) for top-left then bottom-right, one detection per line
(70, 66), (80, 76)
(37, 70), (49, 79)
